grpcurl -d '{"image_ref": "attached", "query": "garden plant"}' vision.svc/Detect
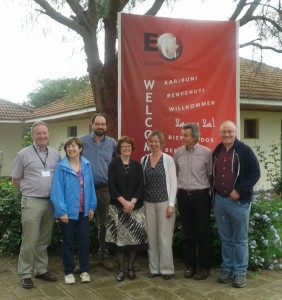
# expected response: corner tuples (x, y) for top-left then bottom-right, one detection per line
(0, 180), (282, 271)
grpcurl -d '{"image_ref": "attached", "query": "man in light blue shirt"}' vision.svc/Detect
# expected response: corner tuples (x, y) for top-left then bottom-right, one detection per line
(80, 113), (117, 270)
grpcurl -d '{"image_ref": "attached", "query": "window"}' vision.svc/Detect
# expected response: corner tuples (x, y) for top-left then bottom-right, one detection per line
(244, 119), (259, 139)
(67, 126), (77, 137)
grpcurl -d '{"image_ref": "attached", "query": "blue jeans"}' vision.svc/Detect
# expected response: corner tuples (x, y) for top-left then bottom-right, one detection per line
(214, 194), (251, 275)
(60, 213), (90, 275)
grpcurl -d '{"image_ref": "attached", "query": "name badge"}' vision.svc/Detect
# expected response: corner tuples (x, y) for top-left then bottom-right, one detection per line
(42, 170), (51, 177)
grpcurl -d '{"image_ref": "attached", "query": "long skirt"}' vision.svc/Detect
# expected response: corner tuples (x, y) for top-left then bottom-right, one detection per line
(105, 204), (148, 252)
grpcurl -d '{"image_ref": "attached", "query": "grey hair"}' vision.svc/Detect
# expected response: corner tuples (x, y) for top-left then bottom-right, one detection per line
(182, 123), (200, 142)
(31, 121), (49, 133)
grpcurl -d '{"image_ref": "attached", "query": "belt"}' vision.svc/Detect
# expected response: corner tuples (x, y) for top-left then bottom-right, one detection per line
(35, 197), (50, 200)
(179, 188), (209, 196)
(95, 184), (108, 190)
(216, 192), (230, 197)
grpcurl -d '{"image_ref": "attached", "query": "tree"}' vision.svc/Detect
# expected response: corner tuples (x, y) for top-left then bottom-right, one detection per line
(28, 0), (282, 137)
(231, 0), (282, 53)
(26, 76), (90, 108)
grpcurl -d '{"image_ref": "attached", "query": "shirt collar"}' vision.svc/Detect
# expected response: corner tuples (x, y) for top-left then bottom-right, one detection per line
(33, 142), (48, 153)
(185, 142), (198, 152)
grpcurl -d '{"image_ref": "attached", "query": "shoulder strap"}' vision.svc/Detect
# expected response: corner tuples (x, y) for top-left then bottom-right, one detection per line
(142, 154), (149, 169)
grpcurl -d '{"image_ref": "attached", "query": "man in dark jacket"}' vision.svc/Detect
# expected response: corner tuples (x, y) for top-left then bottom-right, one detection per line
(212, 120), (260, 288)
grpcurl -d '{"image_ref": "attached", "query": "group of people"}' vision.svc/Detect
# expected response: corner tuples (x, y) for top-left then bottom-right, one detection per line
(11, 115), (260, 290)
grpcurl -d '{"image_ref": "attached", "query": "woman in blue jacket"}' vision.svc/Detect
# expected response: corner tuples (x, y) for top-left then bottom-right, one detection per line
(51, 137), (97, 285)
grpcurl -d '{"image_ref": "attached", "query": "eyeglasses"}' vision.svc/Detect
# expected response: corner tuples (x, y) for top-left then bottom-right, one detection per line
(219, 130), (236, 135)
(94, 123), (106, 126)
(120, 145), (132, 149)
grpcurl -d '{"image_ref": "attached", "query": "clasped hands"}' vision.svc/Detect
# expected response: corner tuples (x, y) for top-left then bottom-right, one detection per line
(122, 200), (135, 214)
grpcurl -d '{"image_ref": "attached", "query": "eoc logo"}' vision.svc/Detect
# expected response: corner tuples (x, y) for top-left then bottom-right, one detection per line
(144, 32), (183, 61)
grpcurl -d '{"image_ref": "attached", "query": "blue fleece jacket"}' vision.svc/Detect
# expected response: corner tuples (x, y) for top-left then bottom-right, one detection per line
(212, 138), (261, 203)
(51, 156), (97, 219)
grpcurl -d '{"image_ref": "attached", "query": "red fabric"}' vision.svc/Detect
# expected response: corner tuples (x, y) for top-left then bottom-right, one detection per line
(214, 147), (237, 195)
(119, 14), (237, 160)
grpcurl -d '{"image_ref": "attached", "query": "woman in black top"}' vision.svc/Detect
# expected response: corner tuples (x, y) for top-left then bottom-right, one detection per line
(105, 136), (148, 282)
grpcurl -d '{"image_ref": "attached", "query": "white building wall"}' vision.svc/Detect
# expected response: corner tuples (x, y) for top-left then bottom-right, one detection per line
(240, 110), (282, 190)
(2, 111), (281, 193)
(48, 119), (91, 155)
(0, 124), (23, 176)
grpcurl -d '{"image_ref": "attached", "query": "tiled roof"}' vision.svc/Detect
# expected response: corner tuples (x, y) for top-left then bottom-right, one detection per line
(26, 88), (94, 119)
(0, 98), (33, 121)
(0, 58), (281, 121)
(240, 58), (282, 101)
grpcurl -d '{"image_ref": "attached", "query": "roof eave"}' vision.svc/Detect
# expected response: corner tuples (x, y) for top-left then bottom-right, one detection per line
(24, 107), (96, 123)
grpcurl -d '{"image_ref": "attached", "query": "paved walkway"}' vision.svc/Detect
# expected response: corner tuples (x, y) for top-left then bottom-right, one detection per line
(0, 255), (282, 299)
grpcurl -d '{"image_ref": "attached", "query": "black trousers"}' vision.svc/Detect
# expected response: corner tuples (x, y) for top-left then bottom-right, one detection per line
(177, 188), (211, 269)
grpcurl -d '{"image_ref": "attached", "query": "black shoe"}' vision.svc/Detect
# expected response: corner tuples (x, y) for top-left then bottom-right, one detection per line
(162, 274), (173, 280)
(194, 268), (210, 280)
(21, 278), (34, 289)
(35, 271), (57, 282)
(148, 273), (161, 278)
(184, 267), (196, 278)
(115, 271), (124, 282)
(128, 269), (136, 280)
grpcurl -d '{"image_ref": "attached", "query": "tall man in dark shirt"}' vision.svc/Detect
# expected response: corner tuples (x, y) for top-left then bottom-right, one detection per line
(212, 120), (260, 288)
(80, 113), (117, 271)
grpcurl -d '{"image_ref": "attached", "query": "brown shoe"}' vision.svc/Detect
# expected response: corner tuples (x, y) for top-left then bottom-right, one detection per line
(21, 278), (34, 289)
(184, 267), (196, 278)
(101, 258), (114, 271)
(194, 268), (210, 280)
(35, 271), (57, 282)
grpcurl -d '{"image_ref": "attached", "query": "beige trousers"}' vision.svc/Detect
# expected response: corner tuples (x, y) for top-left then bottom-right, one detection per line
(144, 201), (175, 275)
(18, 196), (54, 279)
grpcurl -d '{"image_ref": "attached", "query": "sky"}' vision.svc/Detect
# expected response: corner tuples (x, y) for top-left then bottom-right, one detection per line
(1, 0), (282, 104)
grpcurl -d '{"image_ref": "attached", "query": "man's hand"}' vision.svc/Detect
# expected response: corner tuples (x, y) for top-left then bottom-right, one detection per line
(230, 189), (240, 201)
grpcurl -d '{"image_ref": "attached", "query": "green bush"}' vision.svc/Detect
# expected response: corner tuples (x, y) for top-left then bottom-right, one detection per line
(0, 178), (22, 255)
(1, 178), (281, 272)
(49, 218), (99, 256)
(172, 192), (282, 271)
(248, 193), (282, 270)
(0, 178), (99, 256)
(273, 177), (282, 197)
(172, 210), (221, 267)
(254, 139), (282, 196)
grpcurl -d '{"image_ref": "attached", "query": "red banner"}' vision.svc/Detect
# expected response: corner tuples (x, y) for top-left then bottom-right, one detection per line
(118, 13), (238, 160)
